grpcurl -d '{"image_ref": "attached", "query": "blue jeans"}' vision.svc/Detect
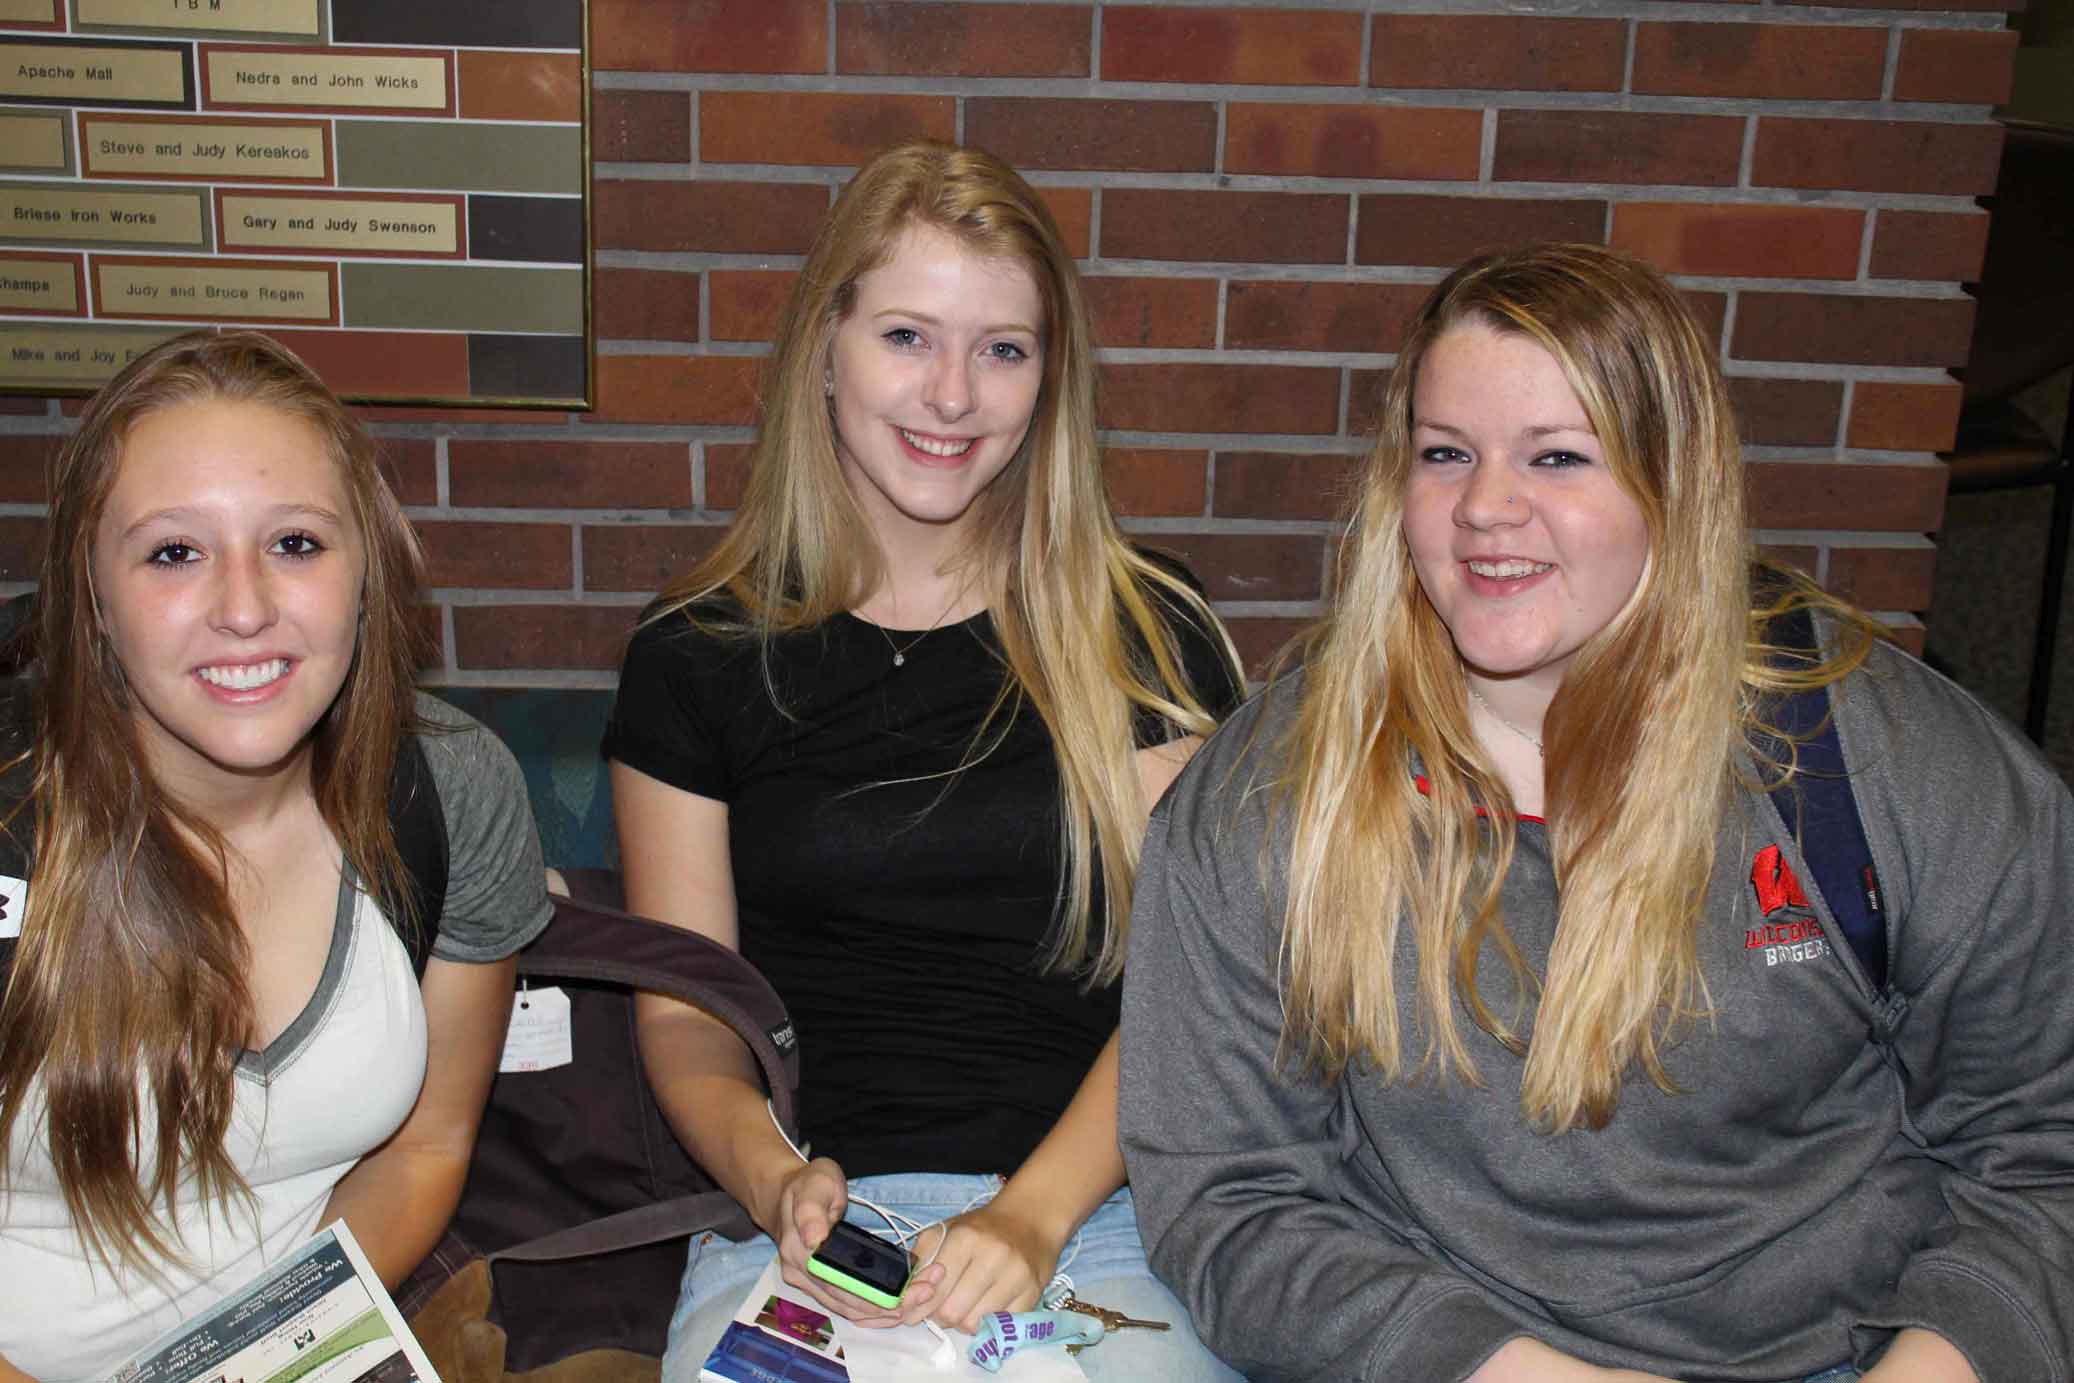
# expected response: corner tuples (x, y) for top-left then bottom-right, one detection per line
(659, 1172), (1244, 1383)
(1795, 1369), (1861, 1383)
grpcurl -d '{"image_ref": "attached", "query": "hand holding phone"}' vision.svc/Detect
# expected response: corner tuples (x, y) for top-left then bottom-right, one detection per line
(807, 1221), (912, 1310)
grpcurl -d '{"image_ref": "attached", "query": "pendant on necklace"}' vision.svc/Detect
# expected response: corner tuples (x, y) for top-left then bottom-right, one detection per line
(892, 652), (906, 668)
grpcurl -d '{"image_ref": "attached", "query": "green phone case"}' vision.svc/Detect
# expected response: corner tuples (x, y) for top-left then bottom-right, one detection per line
(806, 1255), (905, 1310)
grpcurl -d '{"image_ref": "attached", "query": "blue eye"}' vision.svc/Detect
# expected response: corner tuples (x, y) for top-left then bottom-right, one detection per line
(147, 541), (199, 566)
(1531, 450), (1592, 469)
(1419, 446), (1470, 465)
(883, 327), (923, 349)
(985, 340), (1029, 362)
(273, 531), (325, 559)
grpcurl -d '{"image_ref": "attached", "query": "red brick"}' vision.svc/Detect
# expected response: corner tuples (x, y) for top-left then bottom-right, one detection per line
(1349, 367), (1393, 436)
(1826, 544), (1936, 610)
(0, 517), (44, 582)
(1100, 363), (1339, 435)
(1746, 459), (1945, 531)
(1104, 448), (1207, 517)
(595, 180), (826, 254)
(706, 442), (754, 510)
(264, 330), (470, 402)
(1356, 195), (1605, 267)
(592, 355), (762, 425)
(1894, 28), (2019, 104)
(593, 0), (826, 74)
(1758, 545), (1820, 578)
(584, 522), (729, 593)
(1223, 614), (1310, 680)
(1870, 211), (1989, 282)
(1214, 452), (1360, 521)
(1085, 277), (1217, 350)
(452, 603), (638, 671)
(1038, 187), (1092, 259)
(1101, 189), (1346, 265)
(0, 434), (57, 502)
(1632, 22), (1885, 100)
(457, 50), (580, 123)
(1684, 291), (1729, 351)
(1225, 281), (1428, 353)
(710, 270), (796, 344)
(1225, 104), (1480, 180)
(376, 437), (437, 506)
(448, 440), (693, 509)
(1610, 203), (1863, 280)
(1848, 380), (1964, 452)
(1370, 15), (1624, 92)
(964, 98), (1216, 173)
(592, 90), (690, 163)
(1733, 293), (1975, 368)
(1728, 377), (1843, 448)
(1145, 532), (1328, 601)
(0, 397), (48, 416)
(1494, 111), (1743, 186)
(1102, 7), (1362, 86)
(413, 604), (444, 670)
(358, 406), (560, 426)
(1753, 119), (2003, 196)
(837, 3), (1090, 77)
(418, 521), (573, 589)
(701, 92), (954, 167)
(595, 267), (700, 344)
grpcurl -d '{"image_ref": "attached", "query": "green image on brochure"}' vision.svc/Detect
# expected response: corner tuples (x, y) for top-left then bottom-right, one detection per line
(108, 1221), (441, 1383)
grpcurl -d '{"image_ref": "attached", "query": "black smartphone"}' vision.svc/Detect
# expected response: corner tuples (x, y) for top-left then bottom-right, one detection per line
(806, 1220), (911, 1309)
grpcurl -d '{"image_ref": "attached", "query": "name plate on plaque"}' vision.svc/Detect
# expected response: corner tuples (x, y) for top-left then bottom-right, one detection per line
(77, 0), (321, 36)
(220, 194), (458, 255)
(0, 112), (67, 171)
(96, 257), (333, 320)
(0, 323), (174, 385)
(0, 256), (79, 313)
(2, 40), (187, 104)
(205, 48), (447, 109)
(0, 184), (204, 245)
(0, 0), (58, 24)
(81, 117), (327, 179)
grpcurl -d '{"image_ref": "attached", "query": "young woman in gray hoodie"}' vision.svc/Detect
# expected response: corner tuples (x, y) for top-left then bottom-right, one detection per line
(1121, 243), (2072, 1383)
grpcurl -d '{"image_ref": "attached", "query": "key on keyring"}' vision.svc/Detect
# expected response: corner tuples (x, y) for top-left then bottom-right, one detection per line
(1061, 1295), (1171, 1333)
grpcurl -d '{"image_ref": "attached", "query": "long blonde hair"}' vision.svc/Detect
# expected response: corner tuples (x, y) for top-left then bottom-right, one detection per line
(0, 330), (429, 1271)
(650, 141), (1239, 983)
(1275, 244), (1875, 1131)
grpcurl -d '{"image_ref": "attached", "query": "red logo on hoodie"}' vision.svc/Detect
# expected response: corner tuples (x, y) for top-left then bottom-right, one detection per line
(1747, 845), (1828, 960)
(1750, 844), (1810, 916)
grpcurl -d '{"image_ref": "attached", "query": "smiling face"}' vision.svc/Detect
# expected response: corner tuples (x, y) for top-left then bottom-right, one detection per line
(91, 396), (365, 798)
(825, 221), (1045, 553)
(1402, 320), (1651, 702)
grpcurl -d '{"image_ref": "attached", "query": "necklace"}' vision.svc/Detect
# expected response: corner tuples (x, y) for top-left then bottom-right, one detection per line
(869, 583), (967, 668)
(1468, 687), (1543, 757)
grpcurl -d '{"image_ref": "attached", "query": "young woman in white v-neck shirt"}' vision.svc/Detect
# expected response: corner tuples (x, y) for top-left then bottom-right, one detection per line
(0, 332), (551, 1382)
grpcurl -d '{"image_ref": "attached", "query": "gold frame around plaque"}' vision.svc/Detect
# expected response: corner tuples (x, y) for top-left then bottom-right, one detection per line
(0, 0), (593, 408)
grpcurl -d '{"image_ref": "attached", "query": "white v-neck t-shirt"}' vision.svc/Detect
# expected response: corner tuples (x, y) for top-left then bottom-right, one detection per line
(0, 882), (423, 1382)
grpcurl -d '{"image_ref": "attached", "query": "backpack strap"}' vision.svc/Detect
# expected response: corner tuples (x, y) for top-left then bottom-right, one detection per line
(386, 733), (446, 978)
(1755, 607), (1903, 1042)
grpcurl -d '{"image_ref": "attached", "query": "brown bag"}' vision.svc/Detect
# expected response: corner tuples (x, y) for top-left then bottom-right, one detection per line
(400, 870), (800, 1381)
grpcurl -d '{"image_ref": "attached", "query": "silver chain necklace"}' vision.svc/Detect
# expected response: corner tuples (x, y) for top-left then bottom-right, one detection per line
(1468, 687), (1543, 757)
(870, 583), (967, 668)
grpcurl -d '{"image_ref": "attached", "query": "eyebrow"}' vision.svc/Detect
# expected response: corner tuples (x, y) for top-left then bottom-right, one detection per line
(871, 308), (1040, 337)
(1413, 419), (1595, 439)
(119, 503), (347, 544)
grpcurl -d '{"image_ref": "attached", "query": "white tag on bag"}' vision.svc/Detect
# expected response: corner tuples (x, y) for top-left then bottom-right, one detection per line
(499, 981), (573, 1072)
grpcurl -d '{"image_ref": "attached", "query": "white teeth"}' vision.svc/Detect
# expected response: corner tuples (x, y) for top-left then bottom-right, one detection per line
(900, 429), (974, 458)
(1467, 559), (1552, 579)
(198, 659), (288, 691)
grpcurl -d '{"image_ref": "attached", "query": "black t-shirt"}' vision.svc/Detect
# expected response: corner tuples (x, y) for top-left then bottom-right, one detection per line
(603, 573), (1242, 1176)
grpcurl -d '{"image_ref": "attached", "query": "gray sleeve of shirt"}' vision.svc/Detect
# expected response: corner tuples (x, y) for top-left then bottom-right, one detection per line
(414, 691), (555, 964)
(1841, 645), (2074, 1383)
(1119, 695), (1525, 1383)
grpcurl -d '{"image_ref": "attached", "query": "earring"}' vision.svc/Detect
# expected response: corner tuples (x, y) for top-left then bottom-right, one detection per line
(823, 370), (834, 397)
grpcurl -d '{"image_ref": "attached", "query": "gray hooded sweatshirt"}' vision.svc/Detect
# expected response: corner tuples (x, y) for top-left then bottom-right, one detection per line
(1121, 641), (2074, 1383)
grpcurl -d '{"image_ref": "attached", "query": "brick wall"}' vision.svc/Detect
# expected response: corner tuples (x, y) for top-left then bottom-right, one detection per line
(0, 0), (2024, 684)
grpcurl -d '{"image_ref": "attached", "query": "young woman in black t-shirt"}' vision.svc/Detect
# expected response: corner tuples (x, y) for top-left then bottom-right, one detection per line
(603, 142), (1246, 1380)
